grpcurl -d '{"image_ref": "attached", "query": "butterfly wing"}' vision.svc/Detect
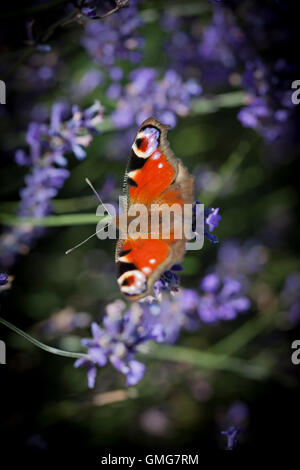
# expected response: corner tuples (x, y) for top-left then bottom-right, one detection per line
(116, 118), (194, 300)
(124, 118), (178, 206)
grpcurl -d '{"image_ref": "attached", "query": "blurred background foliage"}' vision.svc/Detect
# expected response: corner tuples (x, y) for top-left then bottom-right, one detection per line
(0, 0), (300, 454)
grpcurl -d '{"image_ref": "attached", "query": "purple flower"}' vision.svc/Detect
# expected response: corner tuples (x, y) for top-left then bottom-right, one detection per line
(0, 101), (104, 268)
(74, 300), (164, 388)
(79, 0), (130, 19)
(217, 239), (268, 279)
(206, 208), (221, 232)
(153, 265), (182, 299)
(112, 68), (201, 129)
(76, 272), (251, 387)
(0, 273), (8, 286)
(227, 401), (249, 427)
(220, 400), (249, 450)
(71, 69), (103, 98)
(221, 426), (240, 450)
(281, 274), (300, 325)
(193, 201), (221, 244)
(81, 0), (144, 68)
(201, 273), (220, 293)
(198, 274), (250, 323)
(162, 2), (299, 146)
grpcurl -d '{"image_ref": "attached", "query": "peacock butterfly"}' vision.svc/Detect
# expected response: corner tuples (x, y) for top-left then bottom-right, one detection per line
(115, 117), (194, 301)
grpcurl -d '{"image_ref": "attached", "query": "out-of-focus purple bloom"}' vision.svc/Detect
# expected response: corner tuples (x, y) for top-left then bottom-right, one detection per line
(226, 401), (249, 427)
(201, 273), (220, 293)
(0, 273), (8, 286)
(163, 2), (299, 147)
(14, 51), (61, 94)
(72, 69), (103, 98)
(112, 68), (201, 129)
(161, 8), (241, 86)
(206, 4), (299, 145)
(139, 407), (170, 436)
(38, 307), (91, 337)
(217, 239), (268, 278)
(0, 101), (104, 268)
(26, 434), (48, 451)
(281, 274), (300, 325)
(198, 274), (250, 322)
(81, 0), (144, 69)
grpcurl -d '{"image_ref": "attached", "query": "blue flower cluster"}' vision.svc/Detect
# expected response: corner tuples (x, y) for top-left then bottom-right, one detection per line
(111, 68), (202, 129)
(0, 101), (104, 268)
(75, 300), (165, 388)
(162, 1), (299, 146)
(81, 0), (143, 69)
(76, 271), (250, 388)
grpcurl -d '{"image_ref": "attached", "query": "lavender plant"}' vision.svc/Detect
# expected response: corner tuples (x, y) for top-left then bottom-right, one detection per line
(162, 1), (300, 147)
(0, 101), (104, 268)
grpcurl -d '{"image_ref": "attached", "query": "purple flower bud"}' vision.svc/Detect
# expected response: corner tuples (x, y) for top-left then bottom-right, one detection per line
(0, 273), (8, 286)
(206, 208), (221, 232)
(201, 273), (220, 293)
(221, 426), (240, 450)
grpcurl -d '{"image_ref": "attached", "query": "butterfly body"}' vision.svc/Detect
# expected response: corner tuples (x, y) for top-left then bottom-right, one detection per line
(116, 118), (194, 301)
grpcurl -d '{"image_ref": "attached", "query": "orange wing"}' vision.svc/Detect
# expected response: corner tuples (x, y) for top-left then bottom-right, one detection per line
(124, 118), (178, 206)
(116, 118), (194, 300)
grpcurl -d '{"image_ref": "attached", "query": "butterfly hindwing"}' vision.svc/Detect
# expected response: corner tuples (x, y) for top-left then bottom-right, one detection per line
(116, 237), (186, 300)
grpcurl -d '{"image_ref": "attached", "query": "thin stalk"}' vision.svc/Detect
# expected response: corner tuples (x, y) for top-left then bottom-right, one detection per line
(145, 343), (269, 380)
(0, 213), (110, 227)
(209, 306), (277, 357)
(0, 317), (87, 359)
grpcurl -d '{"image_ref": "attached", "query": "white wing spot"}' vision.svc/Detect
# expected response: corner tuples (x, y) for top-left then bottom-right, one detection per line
(152, 151), (161, 160)
(158, 163), (163, 168)
(142, 267), (152, 274)
(149, 258), (156, 264)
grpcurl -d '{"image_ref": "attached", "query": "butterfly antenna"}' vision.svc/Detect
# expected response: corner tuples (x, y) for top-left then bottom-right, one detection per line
(65, 222), (111, 255)
(85, 177), (112, 217)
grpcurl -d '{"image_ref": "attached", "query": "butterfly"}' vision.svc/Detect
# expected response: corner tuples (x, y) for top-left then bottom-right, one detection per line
(115, 118), (194, 301)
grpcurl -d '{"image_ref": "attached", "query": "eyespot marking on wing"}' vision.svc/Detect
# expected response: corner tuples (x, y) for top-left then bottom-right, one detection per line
(118, 270), (147, 296)
(132, 127), (160, 159)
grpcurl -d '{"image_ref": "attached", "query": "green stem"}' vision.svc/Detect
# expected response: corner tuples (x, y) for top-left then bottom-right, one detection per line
(0, 213), (110, 227)
(146, 343), (269, 380)
(192, 91), (245, 115)
(209, 307), (277, 357)
(0, 317), (88, 359)
(0, 315), (269, 379)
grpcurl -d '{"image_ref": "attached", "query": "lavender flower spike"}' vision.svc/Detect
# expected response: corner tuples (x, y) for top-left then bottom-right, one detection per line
(75, 301), (164, 388)
(0, 273), (8, 286)
(221, 426), (240, 450)
(0, 101), (104, 269)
